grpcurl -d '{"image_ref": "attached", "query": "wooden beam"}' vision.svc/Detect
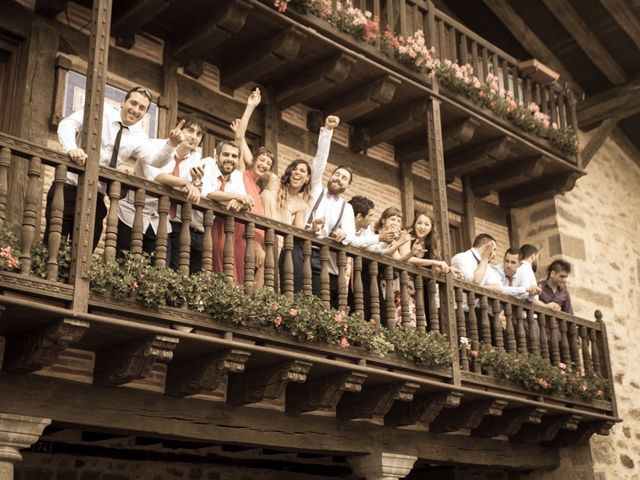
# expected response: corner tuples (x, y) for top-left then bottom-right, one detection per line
(0, 372), (561, 469)
(577, 77), (640, 129)
(286, 372), (367, 414)
(275, 54), (357, 109)
(111, 0), (169, 40)
(351, 100), (427, 152)
(462, 176), (476, 247)
(513, 414), (582, 443)
(336, 381), (420, 420)
(35, 0), (67, 17)
(399, 162), (415, 225)
(599, 0), (640, 51)
(169, 0), (252, 62)
(580, 117), (619, 168)
(541, 0), (627, 85)
(221, 27), (307, 90)
(551, 420), (615, 446)
(469, 155), (550, 197)
(385, 391), (463, 428)
(481, 0), (584, 96)
(499, 171), (583, 208)
(323, 75), (401, 122)
(445, 137), (515, 177)
(472, 407), (547, 438)
(429, 399), (507, 433)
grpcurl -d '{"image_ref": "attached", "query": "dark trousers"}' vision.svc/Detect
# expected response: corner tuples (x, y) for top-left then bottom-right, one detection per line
(116, 220), (156, 259)
(169, 221), (203, 274)
(44, 184), (107, 251)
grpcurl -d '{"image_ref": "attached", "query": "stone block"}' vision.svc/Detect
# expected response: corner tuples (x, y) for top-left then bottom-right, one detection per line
(529, 202), (557, 223)
(571, 287), (613, 308)
(561, 234), (586, 260)
(557, 205), (586, 228)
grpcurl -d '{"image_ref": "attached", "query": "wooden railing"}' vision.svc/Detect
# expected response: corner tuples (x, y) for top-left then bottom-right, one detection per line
(0, 132), (615, 417)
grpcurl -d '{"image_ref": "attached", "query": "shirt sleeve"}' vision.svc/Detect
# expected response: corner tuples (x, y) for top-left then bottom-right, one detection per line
(136, 138), (174, 168)
(563, 290), (574, 315)
(200, 158), (218, 197)
(350, 231), (380, 249)
(57, 109), (85, 153)
(451, 252), (474, 283)
(309, 128), (333, 193)
(339, 203), (356, 245)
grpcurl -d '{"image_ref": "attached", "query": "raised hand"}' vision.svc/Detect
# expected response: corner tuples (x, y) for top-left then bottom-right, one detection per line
(229, 119), (240, 135)
(247, 88), (261, 107)
(68, 148), (88, 166)
(324, 115), (340, 130)
(168, 119), (185, 147)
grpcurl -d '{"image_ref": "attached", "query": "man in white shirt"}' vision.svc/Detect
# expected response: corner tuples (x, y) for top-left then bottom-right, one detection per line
(45, 86), (176, 250)
(451, 233), (498, 285)
(490, 248), (541, 300)
(513, 244), (541, 301)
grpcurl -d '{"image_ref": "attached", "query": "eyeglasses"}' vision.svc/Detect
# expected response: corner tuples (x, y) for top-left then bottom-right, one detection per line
(126, 86), (152, 102)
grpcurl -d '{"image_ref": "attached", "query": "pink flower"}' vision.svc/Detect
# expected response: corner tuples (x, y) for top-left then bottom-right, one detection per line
(306, 331), (315, 340)
(537, 378), (550, 389)
(470, 350), (479, 358)
(270, 302), (280, 313)
(274, 315), (283, 327)
(289, 307), (299, 317)
(335, 311), (345, 323)
(340, 337), (350, 349)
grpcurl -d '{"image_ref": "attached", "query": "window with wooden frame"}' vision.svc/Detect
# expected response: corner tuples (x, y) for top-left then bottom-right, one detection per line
(0, 33), (23, 135)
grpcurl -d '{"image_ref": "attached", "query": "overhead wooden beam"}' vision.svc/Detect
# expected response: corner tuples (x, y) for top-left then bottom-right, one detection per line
(551, 420), (615, 446)
(111, 0), (170, 41)
(472, 407), (547, 438)
(577, 77), (640, 129)
(221, 27), (307, 90)
(35, 0), (67, 17)
(580, 117), (619, 168)
(599, 0), (640, 51)
(395, 117), (479, 164)
(482, 0), (584, 96)
(429, 399), (507, 433)
(323, 75), (401, 122)
(445, 137), (515, 177)
(275, 54), (357, 109)
(499, 171), (583, 208)
(169, 0), (252, 63)
(469, 155), (550, 197)
(351, 100), (427, 152)
(541, 0), (627, 85)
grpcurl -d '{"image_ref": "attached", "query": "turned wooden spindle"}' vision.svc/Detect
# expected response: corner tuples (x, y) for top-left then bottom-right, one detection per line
(202, 210), (214, 272)
(46, 165), (67, 281)
(491, 298), (503, 349)
(154, 196), (170, 268)
(131, 188), (146, 258)
(0, 147), (10, 224)
(282, 233), (294, 299)
(515, 305), (527, 355)
(353, 256), (364, 320)
(19, 156), (42, 274)
(580, 325), (593, 375)
(243, 222), (256, 295)
(319, 245), (331, 309)
(548, 315), (561, 366)
(479, 294), (491, 346)
(538, 313), (549, 360)
(414, 275), (427, 333)
(504, 302), (516, 354)
(467, 291), (480, 372)
(177, 203), (192, 275)
(223, 215), (235, 281)
(559, 319), (572, 369)
(369, 260), (380, 326)
(454, 287), (469, 371)
(527, 309), (539, 356)
(302, 240), (313, 297)
(399, 270), (412, 328)
(337, 250), (348, 311)
(104, 181), (122, 261)
(263, 228), (275, 291)
(568, 321), (582, 373)
(589, 326), (602, 375)
(384, 265), (396, 329)
(427, 278), (439, 332)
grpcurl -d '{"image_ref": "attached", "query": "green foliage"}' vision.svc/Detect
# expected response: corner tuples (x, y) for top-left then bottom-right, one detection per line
(30, 237), (72, 283)
(386, 328), (453, 368)
(0, 220), (20, 272)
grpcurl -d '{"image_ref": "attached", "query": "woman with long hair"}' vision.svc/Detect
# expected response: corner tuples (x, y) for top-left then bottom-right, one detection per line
(261, 158), (312, 227)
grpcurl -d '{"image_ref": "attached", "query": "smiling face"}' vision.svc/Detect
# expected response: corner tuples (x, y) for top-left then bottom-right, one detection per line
(181, 123), (204, 152)
(251, 152), (273, 180)
(327, 167), (351, 195)
(217, 144), (240, 175)
(413, 213), (433, 239)
(287, 161), (310, 192)
(120, 91), (150, 126)
(383, 214), (402, 231)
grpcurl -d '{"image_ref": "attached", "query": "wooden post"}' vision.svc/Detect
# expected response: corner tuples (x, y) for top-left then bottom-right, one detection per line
(264, 88), (280, 172)
(399, 161), (414, 226)
(462, 175), (476, 248)
(69, 0), (113, 312)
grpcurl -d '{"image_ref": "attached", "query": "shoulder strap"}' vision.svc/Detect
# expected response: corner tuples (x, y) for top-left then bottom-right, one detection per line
(329, 200), (347, 236)
(305, 188), (325, 228)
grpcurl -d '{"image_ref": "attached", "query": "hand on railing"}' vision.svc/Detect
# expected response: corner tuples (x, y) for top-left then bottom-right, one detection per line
(68, 148), (88, 166)
(331, 227), (347, 243)
(526, 285), (542, 296)
(180, 183), (201, 203)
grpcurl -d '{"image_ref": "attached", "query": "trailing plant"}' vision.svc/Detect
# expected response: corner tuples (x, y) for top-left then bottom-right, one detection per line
(0, 220), (20, 272)
(387, 328), (453, 368)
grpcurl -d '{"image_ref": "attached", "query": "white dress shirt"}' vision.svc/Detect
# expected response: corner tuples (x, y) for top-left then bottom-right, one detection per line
(162, 149), (207, 232)
(351, 225), (380, 250)
(491, 263), (532, 298)
(58, 106), (173, 192)
(513, 260), (539, 302)
(451, 248), (490, 284)
(201, 161), (246, 198)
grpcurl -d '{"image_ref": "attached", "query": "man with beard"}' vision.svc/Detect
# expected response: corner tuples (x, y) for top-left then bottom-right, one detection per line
(201, 140), (254, 277)
(301, 115), (354, 306)
(513, 244), (541, 301)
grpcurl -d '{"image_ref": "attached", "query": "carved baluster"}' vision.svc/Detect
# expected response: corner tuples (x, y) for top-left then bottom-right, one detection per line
(428, 278), (439, 332)
(46, 165), (67, 281)
(527, 309), (539, 356)
(263, 228), (275, 291)
(539, 313), (549, 361)
(590, 327), (602, 375)
(399, 270), (411, 328)
(302, 240), (313, 297)
(491, 298), (503, 349)
(414, 275), (426, 333)
(19, 156), (41, 274)
(369, 260), (380, 326)
(131, 188), (146, 258)
(154, 196), (170, 268)
(282, 233), (294, 299)
(244, 222), (256, 295)
(337, 250), (348, 311)
(384, 265), (396, 329)
(104, 180), (121, 261)
(202, 210), (214, 272)
(467, 291), (480, 372)
(479, 295), (491, 346)
(320, 245), (331, 309)
(177, 203), (192, 275)
(0, 147), (10, 224)
(515, 306), (527, 355)
(548, 315), (561, 366)
(580, 325), (593, 375)
(223, 215), (235, 282)
(504, 302), (516, 353)
(454, 287), (469, 371)
(568, 321), (582, 373)
(353, 256), (364, 320)
(559, 319), (571, 369)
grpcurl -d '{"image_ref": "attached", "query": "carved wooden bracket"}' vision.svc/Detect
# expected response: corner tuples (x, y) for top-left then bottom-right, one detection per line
(221, 27), (307, 90)
(275, 54), (357, 109)
(470, 155), (550, 197)
(512, 413), (583, 443)
(385, 391), (463, 427)
(445, 137), (515, 177)
(165, 349), (251, 397)
(169, 0), (253, 62)
(227, 360), (312, 405)
(94, 335), (179, 386)
(472, 407), (548, 438)
(35, 0), (67, 17)
(112, 0), (170, 41)
(286, 372), (367, 414)
(550, 420), (615, 446)
(429, 399), (507, 433)
(4, 318), (90, 373)
(499, 171), (583, 208)
(337, 381), (420, 420)
(324, 75), (401, 122)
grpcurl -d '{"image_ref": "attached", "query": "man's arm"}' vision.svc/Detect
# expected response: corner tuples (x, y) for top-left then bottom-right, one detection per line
(451, 252), (474, 283)
(309, 115), (339, 193)
(231, 88), (260, 171)
(58, 109), (87, 165)
(563, 290), (574, 315)
(138, 120), (186, 168)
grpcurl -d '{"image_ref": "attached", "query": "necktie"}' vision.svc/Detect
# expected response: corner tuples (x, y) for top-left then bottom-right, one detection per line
(109, 122), (127, 168)
(218, 175), (228, 192)
(169, 155), (185, 219)
(506, 275), (513, 286)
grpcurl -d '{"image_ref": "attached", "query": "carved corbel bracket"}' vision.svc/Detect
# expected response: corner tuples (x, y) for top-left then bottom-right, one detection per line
(429, 399), (508, 433)
(286, 372), (367, 414)
(227, 360), (312, 405)
(4, 318), (90, 373)
(337, 381), (420, 420)
(165, 349), (251, 397)
(472, 407), (548, 438)
(94, 335), (179, 386)
(550, 420), (615, 446)
(385, 391), (463, 427)
(513, 413), (583, 443)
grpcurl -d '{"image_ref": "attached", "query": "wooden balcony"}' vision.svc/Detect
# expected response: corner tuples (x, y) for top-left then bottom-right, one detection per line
(0, 133), (618, 458)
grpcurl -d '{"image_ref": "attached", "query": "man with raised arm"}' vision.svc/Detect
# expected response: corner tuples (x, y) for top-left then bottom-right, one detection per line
(46, 86), (177, 250)
(451, 233), (498, 285)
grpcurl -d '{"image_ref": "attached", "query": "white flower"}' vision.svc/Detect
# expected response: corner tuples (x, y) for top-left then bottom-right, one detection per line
(459, 336), (470, 345)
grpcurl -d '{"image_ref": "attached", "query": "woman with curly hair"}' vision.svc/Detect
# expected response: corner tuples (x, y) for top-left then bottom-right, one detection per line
(260, 158), (311, 227)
